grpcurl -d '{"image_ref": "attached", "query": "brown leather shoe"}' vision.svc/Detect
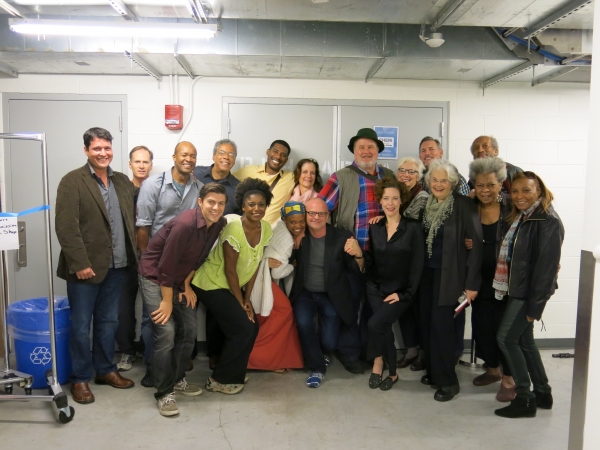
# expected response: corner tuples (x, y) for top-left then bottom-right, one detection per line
(94, 371), (135, 389)
(496, 383), (517, 402)
(397, 354), (418, 369)
(71, 382), (95, 404)
(409, 358), (425, 371)
(473, 372), (502, 386)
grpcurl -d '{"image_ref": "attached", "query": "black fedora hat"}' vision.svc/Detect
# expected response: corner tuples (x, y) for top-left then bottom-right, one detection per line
(348, 128), (385, 153)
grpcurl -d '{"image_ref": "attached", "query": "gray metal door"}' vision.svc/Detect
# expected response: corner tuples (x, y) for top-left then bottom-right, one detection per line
(3, 96), (126, 303)
(226, 102), (337, 179)
(339, 105), (444, 171)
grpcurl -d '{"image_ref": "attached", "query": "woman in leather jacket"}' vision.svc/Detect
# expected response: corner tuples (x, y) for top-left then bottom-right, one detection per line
(494, 171), (564, 419)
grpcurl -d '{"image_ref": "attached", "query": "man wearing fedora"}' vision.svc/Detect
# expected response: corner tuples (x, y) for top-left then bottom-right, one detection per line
(319, 128), (395, 374)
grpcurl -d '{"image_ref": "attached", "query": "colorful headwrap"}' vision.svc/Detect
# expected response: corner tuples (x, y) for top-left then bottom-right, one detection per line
(280, 201), (306, 219)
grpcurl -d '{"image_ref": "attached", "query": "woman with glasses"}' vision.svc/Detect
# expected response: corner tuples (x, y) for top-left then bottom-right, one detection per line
(494, 171), (563, 418)
(466, 157), (515, 402)
(397, 157), (429, 220)
(289, 158), (323, 203)
(419, 159), (482, 402)
(247, 201), (306, 372)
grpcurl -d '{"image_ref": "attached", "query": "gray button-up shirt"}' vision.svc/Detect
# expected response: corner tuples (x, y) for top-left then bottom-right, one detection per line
(136, 168), (202, 237)
(88, 163), (128, 268)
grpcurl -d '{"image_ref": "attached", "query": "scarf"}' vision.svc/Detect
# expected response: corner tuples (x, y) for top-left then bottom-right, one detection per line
(492, 198), (541, 300)
(289, 185), (318, 204)
(401, 183), (423, 214)
(422, 193), (454, 257)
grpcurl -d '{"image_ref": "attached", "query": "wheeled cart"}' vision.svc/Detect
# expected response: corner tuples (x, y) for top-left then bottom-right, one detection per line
(0, 132), (75, 424)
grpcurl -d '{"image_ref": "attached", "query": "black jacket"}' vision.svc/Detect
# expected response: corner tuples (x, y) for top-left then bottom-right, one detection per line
(508, 204), (564, 320)
(431, 193), (483, 306)
(365, 218), (424, 302)
(290, 224), (361, 325)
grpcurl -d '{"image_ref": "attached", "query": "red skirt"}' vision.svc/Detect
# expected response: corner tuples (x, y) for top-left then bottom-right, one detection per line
(248, 281), (304, 370)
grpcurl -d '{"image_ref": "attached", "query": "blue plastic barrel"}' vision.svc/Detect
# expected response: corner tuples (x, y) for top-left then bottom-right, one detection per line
(7, 297), (72, 389)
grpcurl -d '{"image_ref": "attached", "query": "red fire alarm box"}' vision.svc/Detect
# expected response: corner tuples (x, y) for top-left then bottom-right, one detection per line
(165, 105), (183, 130)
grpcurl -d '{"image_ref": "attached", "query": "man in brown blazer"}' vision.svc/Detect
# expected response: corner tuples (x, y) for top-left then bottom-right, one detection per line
(55, 127), (137, 404)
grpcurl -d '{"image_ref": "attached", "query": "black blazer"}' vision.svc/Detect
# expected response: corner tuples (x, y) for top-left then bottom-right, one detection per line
(508, 204), (564, 320)
(289, 224), (360, 325)
(435, 193), (483, 306)
(365, 217), (424, 302)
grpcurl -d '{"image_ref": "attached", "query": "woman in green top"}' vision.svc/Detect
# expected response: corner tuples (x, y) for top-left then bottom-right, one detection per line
(192, 178), (273, 395)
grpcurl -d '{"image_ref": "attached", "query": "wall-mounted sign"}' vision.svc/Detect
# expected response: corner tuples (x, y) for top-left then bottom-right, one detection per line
(374, 126), (398, 160)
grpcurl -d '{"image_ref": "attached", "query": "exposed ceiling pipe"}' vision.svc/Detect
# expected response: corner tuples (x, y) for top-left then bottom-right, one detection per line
(496, 28), (566, 63)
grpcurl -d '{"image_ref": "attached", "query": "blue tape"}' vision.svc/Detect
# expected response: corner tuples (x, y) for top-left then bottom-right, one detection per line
(0, 204), (50, 217)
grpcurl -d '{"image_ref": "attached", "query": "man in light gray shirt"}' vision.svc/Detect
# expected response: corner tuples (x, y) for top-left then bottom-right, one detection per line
(135, 140), (202, 387)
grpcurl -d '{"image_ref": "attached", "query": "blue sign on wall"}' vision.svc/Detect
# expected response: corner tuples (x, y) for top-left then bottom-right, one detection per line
(374, 126), (398, 160)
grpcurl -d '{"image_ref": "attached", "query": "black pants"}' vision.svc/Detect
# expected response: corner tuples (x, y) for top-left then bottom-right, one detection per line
(193, 286), (259, 385)
(206, 310), (226, 359)
(471, 295), (511, 376)
(116, 265), (139, 356)
(366, 282), (412, 377)
(398, 293), (420, 349)
(419, 267), (458, 387)
(336, 272), (365, 362)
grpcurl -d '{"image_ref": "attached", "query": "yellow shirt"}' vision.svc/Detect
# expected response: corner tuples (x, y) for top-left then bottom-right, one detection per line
(233, 164), (295, 225)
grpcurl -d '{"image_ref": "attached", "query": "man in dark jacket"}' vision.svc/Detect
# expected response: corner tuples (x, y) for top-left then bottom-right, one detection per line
(55, 127), (137, 404)
(290, 198), (363, 388)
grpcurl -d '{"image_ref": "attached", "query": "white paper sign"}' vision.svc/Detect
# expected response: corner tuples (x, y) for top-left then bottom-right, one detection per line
(0, 216), (19, 250)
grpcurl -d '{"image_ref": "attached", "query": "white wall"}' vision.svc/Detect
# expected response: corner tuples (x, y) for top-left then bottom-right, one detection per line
(0, 74), (589, 340)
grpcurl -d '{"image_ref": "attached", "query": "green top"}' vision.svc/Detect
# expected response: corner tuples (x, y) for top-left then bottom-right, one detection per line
(192, 218), (273, 291)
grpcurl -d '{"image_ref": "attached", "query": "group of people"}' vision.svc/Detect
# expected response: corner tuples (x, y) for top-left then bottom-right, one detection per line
(54, 126), (564, 421)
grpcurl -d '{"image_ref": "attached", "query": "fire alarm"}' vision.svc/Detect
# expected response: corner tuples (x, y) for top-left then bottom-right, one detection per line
(165, 105), (183, 130)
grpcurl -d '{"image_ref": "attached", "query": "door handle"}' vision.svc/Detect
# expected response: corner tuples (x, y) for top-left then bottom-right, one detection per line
(17, 221), (27, 267)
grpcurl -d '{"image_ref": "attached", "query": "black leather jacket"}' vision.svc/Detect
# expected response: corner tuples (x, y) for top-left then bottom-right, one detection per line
(508, 204), (564, 320)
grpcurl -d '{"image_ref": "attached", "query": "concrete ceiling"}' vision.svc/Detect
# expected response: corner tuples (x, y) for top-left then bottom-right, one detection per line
(0, 0), (594, 85)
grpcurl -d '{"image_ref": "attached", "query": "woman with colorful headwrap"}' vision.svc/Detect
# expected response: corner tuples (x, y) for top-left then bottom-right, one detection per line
(247, 201), (306, 371)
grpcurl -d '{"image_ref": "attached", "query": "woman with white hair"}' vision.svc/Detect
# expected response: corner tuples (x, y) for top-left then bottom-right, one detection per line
(419, 159), (482, 402)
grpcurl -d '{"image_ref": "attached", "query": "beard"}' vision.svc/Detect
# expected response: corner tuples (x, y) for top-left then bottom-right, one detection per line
(356, 160), (376, 171)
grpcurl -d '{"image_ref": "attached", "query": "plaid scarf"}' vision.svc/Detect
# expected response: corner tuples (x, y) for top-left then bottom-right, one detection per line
(422, 193), (454, 257)
(492, 199), (541, 300)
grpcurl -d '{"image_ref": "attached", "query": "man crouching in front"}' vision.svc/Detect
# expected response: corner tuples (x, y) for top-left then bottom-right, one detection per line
(138, 183), (227, 416)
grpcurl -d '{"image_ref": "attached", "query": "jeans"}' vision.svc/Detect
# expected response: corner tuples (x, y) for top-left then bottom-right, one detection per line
(293, 289), (342, 374)
(497, 297), (551, 399)
(336, 272), (364, 362)
(139, 276), (197, 399)
(141, 302), (154, 368)
(115, 265), (139, 355)
(66, 268), (125, 383)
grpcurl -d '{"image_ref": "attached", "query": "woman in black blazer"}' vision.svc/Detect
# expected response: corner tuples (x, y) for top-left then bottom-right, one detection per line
(418, 159), (482, 402)
(348, 177), (424, 391)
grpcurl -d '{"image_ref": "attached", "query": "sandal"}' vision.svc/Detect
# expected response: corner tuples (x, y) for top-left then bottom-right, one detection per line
(369, 373), (383, 389)
(379, 376), (399, 391)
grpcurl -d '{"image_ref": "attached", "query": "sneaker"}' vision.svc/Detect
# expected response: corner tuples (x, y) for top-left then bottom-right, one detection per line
(205, 378), (244, 395)
(174, 378), (202, 397)
(157, 392), (179, 417)
(305, 372), (324, 388)
(141, 370), (153, 388)
(324, 355), (331, 366)
(117, 354), (135, 372)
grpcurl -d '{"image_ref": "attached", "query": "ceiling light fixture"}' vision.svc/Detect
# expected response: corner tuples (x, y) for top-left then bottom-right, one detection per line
(419, 26), (445, 48)
(8, 19), (217, 39)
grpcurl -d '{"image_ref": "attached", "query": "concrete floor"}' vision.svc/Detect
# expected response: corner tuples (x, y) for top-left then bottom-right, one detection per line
(0, 350), (572, 450)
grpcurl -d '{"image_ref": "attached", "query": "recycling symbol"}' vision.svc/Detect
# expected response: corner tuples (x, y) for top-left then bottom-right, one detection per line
(30, 347), (52, 365)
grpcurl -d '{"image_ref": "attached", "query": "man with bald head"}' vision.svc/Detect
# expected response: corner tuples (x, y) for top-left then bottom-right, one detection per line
(470, 135), (523, 192)
(289, 198), (364, 388)
(136, 140), (203, 386)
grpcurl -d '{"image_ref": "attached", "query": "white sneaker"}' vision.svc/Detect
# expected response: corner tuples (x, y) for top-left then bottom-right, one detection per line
(117, 354), (135, 372)
(174, 378), (202, 396)
(205, 378), (244, 395)
(157, 392), (179, 416)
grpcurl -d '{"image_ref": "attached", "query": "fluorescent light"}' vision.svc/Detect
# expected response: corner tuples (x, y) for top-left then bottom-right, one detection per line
(8, 19), (217, 39)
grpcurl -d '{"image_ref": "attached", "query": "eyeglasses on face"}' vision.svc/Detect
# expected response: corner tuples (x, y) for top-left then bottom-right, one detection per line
(217, 150), (236, 158)
(398, 168), (418, 175)
(306, 211), (328, 217)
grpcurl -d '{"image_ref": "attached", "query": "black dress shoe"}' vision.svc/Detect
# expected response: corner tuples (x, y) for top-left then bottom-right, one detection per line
(342, 360), (364, 374)
(410, 359), (425, 371)
(369, 373), (382, 389)
(379, 376), (399, 391)
(141, 370), (153, 388)
(397, 355), (418, 369)
(534, 391), (553, 410)
(495, 396), (536, 418)
(434, 384), (460, 402)
(420, 375), (438, 388)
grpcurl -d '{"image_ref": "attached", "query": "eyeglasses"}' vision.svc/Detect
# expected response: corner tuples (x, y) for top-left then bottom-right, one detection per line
(216, 150), (236, 158)
(306, 211), (328, 217)
(398, 168), (418, 175)
(431, 177), (450, 185)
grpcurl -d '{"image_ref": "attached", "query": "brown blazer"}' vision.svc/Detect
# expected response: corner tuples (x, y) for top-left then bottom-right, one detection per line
(55, 163), (137, 284)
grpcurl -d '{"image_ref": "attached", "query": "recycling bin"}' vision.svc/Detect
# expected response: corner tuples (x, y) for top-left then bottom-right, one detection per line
(7, 297), (72, 389)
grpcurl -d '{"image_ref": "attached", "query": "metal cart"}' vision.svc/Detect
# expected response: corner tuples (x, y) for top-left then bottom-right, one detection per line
(0, 132), (75, 424)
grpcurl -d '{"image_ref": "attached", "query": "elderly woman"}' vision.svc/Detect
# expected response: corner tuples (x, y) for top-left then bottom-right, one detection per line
(494, 172), (564, 418)
(419, 159), (482, 402)
(191, 178), (273, 395)
(395, 157), (429, 370)
(397, 157), (429, 220)
(289, 158), (323, 203)
(346, 177), (424, 391)
(247, 202), (305, 371)
(467, 157), (515, 402)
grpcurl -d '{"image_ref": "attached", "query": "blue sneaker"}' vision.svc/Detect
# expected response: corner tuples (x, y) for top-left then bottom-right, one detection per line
(306, 372), (324, 388)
